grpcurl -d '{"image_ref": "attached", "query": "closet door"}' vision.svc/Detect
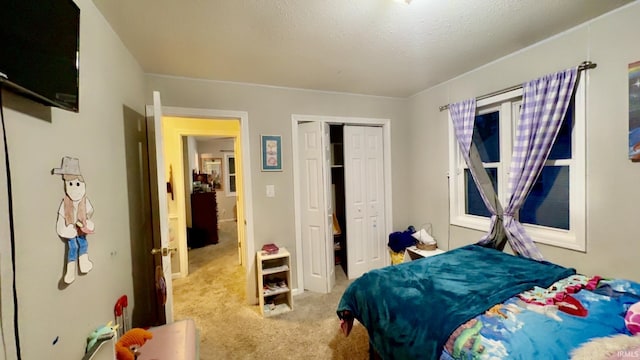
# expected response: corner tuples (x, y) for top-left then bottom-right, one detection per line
(298, 122), (335, 293)
(345, 126), (385, 279)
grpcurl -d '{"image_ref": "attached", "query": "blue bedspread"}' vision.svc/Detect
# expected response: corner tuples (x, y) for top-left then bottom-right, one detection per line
(440, 278), (640, 359)
(336, 244), (576, 359)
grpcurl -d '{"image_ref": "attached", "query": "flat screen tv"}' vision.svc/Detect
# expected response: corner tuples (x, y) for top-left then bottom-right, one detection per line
(0, 0), (80, 112)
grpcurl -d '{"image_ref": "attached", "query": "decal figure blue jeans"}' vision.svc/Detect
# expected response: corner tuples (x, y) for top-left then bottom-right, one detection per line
(67, 235), (88, 262)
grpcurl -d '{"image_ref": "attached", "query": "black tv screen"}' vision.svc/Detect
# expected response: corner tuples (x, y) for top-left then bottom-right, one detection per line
(0, 0), (80, 112)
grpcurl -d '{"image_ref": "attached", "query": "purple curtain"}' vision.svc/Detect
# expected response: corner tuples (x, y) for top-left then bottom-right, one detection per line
(450, 99), (501, 244)
(449, 99), (476, 155)
(502, 67), (578, 260)
(450, 67), (577, 260)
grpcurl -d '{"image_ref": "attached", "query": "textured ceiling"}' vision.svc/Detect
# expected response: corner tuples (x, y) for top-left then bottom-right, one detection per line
(92, 0), (632, 98)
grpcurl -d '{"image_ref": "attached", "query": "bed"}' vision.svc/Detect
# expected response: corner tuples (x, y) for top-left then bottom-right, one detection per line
(336, 244), (640, 359)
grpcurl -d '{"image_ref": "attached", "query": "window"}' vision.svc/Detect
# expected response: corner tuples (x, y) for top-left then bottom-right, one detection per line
(448, 78), (586, 251)
(224, 153), (237, 196)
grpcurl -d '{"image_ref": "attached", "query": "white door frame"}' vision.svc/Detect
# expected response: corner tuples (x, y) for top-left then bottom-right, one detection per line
(292, 114), (392, 293)
(0, 106), (18, 358)
(151, 105), (256, 304)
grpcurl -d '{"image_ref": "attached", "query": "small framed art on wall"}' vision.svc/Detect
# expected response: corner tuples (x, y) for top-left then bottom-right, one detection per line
(261, 135), (282, 171)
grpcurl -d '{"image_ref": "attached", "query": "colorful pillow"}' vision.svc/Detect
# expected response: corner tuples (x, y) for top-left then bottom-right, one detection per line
(625, 301), (640, 335)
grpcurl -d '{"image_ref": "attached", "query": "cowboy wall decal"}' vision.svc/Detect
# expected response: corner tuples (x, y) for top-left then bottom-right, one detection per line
(52, 156), (95, 284)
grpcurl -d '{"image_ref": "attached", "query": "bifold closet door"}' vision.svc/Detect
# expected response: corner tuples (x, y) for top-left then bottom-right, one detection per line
(298, 121), (335, 293)
(344, 125), (386, 279)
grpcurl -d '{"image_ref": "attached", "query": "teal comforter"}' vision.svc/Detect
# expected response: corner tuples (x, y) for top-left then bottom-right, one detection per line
(336, 245), (576, 359)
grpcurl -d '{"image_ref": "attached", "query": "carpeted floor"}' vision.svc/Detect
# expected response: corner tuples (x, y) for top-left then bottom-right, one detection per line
(172, 221), (370, 359)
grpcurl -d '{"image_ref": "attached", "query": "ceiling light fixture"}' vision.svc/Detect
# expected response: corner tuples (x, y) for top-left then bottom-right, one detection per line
(393, 0), (412, 4)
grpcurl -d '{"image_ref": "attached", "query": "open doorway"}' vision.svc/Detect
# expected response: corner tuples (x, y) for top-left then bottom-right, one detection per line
(154, 105), (256, 310)
(127, 100), (255, 327)
(180, 135), (240, 268)
(182, 136), (237, 251)
(171, 134), (244, 323)
(161, 117), (245, 279)
(158, 112), (254, 321)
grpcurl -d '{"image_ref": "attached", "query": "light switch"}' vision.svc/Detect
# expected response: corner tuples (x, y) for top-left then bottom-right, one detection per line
(266, 185), (275, 197)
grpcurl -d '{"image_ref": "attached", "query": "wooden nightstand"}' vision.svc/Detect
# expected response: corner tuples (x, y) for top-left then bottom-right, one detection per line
(403, 246), (445, 262)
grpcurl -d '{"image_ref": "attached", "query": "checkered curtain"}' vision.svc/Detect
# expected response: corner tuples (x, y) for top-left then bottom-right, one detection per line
(502, 67), (577, 260)
(450, 99), (502, 245)
(449, 98), (476, 155)
(450, 67), (577, 259)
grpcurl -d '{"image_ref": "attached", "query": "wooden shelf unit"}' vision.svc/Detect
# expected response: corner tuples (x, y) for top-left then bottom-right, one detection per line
(257, 247), (293, 317)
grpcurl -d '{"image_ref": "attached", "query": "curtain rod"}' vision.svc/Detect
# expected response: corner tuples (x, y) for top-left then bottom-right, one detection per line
(438, 60), (597, 112)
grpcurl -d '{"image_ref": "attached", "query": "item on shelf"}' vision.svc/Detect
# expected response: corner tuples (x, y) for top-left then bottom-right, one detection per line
(264, 301), (276, 312)
(388, 226), (417, 253)
(412, 224), (437, 250)
(262, 243), (279, 255)
(332, 213), (342, 235)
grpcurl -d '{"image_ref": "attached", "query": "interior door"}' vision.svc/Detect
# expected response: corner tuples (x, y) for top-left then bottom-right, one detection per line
(345, 125), (385, 279)
(363, 126), (386, 271)
(122, 105), (165, 326)
(298, 121), (334, 293)
(147, 91), (174, 322)
(323, 122), (336, 291)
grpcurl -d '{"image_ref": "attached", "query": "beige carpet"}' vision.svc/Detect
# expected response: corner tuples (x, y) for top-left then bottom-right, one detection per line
(172, 222), (370, 359)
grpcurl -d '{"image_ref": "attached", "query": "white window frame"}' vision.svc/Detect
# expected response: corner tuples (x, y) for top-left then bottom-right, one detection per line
(224, 153), (237, 197)
(447, 78), (586, 251)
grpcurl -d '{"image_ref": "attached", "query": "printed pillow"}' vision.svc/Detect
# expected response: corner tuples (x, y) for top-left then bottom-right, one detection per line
(625, 301), (640, 335)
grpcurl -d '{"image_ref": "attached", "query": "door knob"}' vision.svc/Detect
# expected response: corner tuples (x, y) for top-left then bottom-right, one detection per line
(151, 247), (176, 256)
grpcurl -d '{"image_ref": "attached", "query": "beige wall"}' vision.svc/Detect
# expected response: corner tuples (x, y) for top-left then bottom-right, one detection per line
(407, 3), (640, 282)
(144, 76), (410, 294)
(0, 0), (146, 358)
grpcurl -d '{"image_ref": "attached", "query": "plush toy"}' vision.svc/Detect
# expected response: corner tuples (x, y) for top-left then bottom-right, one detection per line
(625, 301), (640, 335)
(86, 321), (118, 354)
(115, 328), (153, 360)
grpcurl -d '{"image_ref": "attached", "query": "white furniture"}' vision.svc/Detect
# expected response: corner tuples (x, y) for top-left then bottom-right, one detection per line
(257, 247), (293, 316)
(403, 246), (445, 263)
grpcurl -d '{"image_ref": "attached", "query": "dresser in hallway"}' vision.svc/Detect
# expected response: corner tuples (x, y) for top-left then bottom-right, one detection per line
(190, 191), (219, 246)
